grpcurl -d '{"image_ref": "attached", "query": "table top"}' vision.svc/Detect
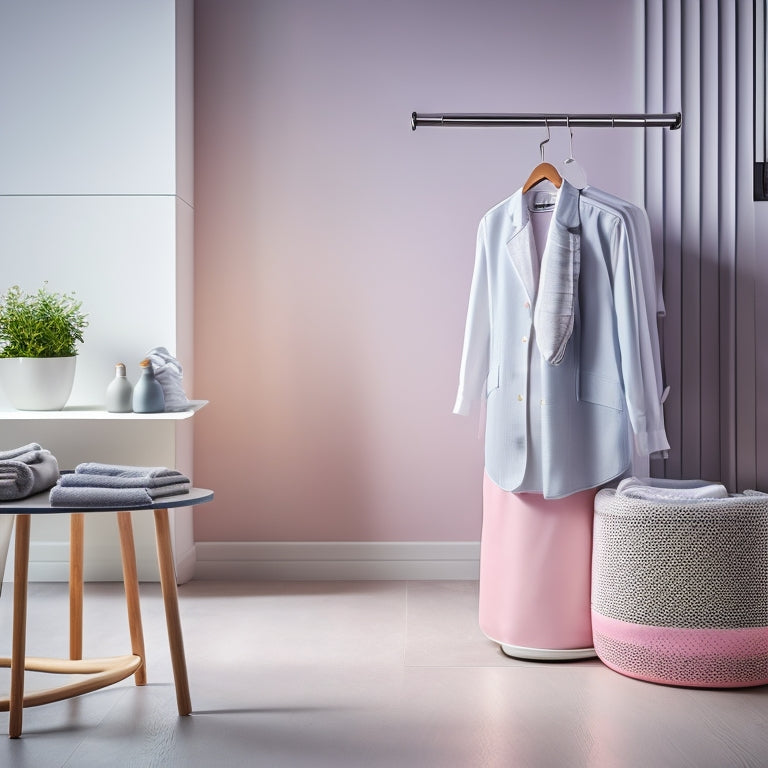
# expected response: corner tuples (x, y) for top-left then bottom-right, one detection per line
(0, 487), (214, 514)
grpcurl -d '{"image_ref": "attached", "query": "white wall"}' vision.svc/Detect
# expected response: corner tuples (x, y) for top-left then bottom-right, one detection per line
(0, 0), (195, 582)
(0, 196), (179, 406)
(0, 0), (191, 408)
(0, 0), (192, 405)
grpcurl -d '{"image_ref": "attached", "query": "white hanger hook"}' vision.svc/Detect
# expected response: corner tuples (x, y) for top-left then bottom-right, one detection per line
(561, 114), (587, 189)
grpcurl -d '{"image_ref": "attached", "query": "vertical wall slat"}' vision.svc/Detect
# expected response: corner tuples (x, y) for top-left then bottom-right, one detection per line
(645, 0), (667, 479)
(681, 0), (702, 479)
(756, 0), (767, 162)
(645, 0), (668, 479)
(754, 2), (768, 490)
(699, 0), (722, 481)
(765, 0), (768, 158)
(718, 0), (738, 490)
(734, 0), (757, 490)
(662, 0), (684, 480)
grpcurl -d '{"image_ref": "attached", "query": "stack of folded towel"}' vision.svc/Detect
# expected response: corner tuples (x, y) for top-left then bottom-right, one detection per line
(616, 476), (730, 501)
(0, 443), (60, 501)
(50, 462), (190, 507)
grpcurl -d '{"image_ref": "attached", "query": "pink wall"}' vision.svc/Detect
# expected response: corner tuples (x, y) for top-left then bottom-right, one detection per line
(192, 0), (645, 542)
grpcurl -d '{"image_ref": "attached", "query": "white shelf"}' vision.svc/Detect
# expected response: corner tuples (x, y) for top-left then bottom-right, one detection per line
(0, 400), (208, 420)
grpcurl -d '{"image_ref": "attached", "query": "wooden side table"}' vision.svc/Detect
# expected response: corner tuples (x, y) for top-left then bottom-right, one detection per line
(0, 487), (213, 738)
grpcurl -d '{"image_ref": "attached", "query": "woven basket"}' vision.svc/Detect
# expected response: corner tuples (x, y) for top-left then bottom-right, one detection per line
(592, 488), (768, 688)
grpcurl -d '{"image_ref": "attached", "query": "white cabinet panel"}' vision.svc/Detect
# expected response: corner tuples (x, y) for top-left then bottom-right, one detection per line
(0, 0), (177, 194)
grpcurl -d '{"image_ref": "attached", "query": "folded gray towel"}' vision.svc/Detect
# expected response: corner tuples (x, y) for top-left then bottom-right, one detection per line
(50, 486), (155, 507)
(3, 449), (48, 465)
(50, 481), (190, 507)
(0, 451), (60, 501)
(51, 461), (190, 506)
(0, 443), (42, 461)
(61, 471), (190, 490)
(74, 462), (182, 479)
(145, 482), (190, 498)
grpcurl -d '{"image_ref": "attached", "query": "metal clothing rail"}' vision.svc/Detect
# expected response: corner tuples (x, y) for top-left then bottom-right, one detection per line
(411, 112), (682, 130)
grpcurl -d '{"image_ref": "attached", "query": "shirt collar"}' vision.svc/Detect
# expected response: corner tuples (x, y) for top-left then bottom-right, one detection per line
(508, 177), (581, 234)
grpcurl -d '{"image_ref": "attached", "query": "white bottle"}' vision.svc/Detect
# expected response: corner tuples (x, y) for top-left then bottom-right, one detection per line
(105, 363), (133, 412)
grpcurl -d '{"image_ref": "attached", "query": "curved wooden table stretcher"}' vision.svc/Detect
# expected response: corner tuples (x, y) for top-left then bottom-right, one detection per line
(0, 487), (213, 738)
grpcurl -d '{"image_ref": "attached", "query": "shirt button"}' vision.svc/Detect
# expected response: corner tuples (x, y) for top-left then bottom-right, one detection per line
(524, 301), (530, 309)
(517, 394), (524, 402)
(521, 336), (528, 344)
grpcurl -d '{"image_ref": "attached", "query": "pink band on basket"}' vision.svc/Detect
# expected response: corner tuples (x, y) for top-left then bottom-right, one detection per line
(592, 611), (768, 688)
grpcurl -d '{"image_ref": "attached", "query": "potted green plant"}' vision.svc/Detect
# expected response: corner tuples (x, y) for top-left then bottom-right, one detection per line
(0, 283), (88, 410)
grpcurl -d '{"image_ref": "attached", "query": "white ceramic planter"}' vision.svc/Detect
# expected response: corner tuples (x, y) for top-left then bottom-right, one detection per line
(0, 356), (77, 410)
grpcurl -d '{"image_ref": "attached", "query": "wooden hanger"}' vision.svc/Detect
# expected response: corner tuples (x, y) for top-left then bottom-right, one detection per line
(522, 162), (562, 193)
(522, 118), (563, 193)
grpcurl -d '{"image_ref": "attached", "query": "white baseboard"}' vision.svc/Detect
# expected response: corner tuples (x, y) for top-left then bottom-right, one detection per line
(194, 541), (481, 581)
(19, 542), (161, 583)
(2, 541), (481, 584)
(3, 541), (198, 584)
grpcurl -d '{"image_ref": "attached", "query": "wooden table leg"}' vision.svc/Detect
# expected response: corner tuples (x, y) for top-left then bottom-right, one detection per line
(153, 508), (191, 716)
(117, 512), (147, 686)
(9, 514), (30, 739)
(69, 513), (84, 661)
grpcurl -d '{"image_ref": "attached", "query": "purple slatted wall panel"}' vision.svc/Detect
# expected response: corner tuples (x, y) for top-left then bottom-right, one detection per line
(645, 0), (762, 492)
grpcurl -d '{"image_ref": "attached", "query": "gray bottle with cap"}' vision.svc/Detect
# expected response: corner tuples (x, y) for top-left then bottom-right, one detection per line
(132, 358), (165, 413)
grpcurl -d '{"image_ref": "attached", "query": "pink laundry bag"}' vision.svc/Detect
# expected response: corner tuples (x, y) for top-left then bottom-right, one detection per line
(592, 487), (768, 687)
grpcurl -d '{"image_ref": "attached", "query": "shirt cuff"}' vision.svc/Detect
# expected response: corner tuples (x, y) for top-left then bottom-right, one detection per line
(453, 392), (472, 416)
(634, 429), (671, 457)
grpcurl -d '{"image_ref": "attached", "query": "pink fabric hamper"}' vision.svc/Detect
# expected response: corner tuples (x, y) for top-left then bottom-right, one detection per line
(479, 472), (596, 659)
(592, 487), (768, 687)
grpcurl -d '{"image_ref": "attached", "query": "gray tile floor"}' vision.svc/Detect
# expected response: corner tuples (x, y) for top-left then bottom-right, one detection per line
(0, 580), (767, 767)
